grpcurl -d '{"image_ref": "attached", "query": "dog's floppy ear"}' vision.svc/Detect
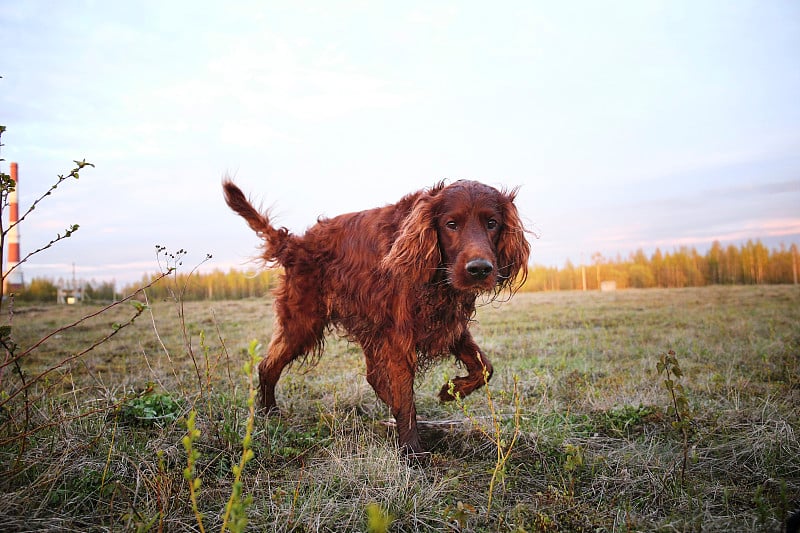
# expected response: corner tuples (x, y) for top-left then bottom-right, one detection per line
(497, 188), (530, 291)
(382, 189), (442, 286)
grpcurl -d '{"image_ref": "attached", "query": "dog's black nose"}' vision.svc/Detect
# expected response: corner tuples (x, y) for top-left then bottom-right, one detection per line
(466, 259), (494, 280)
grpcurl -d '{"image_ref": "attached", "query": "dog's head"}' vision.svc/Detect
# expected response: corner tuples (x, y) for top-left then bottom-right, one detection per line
(384, 180), (530, 294)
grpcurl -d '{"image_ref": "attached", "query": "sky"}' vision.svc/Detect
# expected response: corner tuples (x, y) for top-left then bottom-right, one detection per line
(2, 1), (799, 288)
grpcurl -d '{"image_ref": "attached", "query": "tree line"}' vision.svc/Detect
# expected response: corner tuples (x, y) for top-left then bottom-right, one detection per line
(13, 240), (799, 303)
(122, 268), (279, 301)
(14, 268), (279, 303)
(526, 240), (799, 291)
(14, 278), (116, 303)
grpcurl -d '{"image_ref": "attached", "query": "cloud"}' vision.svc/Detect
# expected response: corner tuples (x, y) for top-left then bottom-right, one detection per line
(152, 35), (415, 124)
(407, 5), (459, 26)
(19, 259), (160, 282)
(591, 217), (800, 254)
(218, 121), (300, 148)
(710, 179), (800, 198)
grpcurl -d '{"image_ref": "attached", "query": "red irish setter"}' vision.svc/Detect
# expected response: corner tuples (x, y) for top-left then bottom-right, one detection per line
(223, 179), (530, 456)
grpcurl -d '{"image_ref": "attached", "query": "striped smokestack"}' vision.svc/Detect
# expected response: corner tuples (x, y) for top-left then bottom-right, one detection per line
(4, 162), (24, 293)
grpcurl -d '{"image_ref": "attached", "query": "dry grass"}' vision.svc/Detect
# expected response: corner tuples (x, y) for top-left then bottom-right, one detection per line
(2, 285), (799, 531)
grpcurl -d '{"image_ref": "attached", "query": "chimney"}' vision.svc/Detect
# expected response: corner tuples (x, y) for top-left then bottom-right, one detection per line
(4, 162), (24, 293)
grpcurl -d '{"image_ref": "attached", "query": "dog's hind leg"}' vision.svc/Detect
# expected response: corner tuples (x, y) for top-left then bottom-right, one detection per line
(258, 311), (325, 413)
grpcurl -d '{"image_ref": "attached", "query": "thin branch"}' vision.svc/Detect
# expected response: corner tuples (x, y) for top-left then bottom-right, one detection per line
(9, 160), (93, 232)
(4, 224), (80, 277)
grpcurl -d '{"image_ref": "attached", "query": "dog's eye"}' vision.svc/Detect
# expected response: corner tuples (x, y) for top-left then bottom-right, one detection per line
(445, 221), (458, 230)
(487, 219), (498, 230)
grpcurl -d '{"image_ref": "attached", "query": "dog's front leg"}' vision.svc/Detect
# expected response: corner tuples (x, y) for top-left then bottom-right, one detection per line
(438, 331), (493, 402)
(385, 355), (424, 457)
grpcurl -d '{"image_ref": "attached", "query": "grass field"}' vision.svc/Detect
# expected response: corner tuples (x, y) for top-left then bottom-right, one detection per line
(1, 285), (798, 531)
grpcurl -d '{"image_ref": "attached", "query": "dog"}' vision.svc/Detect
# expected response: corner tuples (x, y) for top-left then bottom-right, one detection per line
(223, 179), (530, 455)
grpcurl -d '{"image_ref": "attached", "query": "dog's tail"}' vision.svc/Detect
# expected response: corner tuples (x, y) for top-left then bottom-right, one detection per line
(223, 179), (292, 263)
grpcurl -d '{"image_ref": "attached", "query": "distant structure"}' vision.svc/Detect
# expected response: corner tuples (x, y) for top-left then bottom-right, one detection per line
(57, 285), (83, 304)
(600, 280), (617, 292)
(57, 263), (83, 304)
(3, 162), (24, 294)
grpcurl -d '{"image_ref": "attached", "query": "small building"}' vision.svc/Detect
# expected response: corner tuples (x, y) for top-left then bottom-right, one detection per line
(57, 285), (84, 304)
(600, 280), (617, 292)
